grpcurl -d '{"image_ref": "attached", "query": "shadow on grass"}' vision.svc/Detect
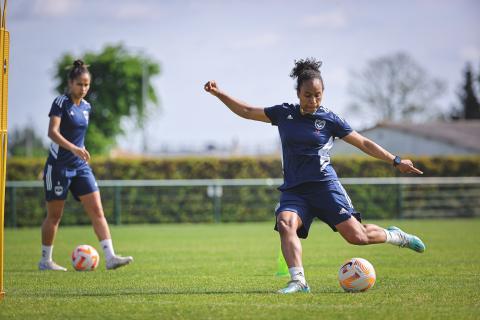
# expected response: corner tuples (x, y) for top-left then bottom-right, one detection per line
(11, 287), (342, 297)
(15, 290), (269, 297)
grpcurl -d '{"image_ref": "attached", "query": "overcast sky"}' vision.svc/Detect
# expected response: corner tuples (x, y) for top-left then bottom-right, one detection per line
(8, 0), (480, 153)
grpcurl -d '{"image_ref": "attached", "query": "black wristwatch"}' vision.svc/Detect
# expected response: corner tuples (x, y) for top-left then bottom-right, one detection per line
(393, 156), (401, 167)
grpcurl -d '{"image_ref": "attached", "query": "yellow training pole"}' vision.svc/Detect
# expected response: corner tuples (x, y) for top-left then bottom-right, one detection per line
(0, 0), (10, 300)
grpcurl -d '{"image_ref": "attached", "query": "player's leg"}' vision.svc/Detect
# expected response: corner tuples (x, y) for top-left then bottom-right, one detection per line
(276, 210), (310, 294)
(277, 210), (303, 268)
(39, 200), (68, 271)
(336, 218), (387, 244)
(335, 218), (385, 244)
(71, 165), (133, 269)
(42, 200), (65, 246)
(78, 191), (133, 269)
(39, 163), (69, 271)
(78, 191), (110, 240)
(335, 217), (425, 253)
(320, 180), (425, 253)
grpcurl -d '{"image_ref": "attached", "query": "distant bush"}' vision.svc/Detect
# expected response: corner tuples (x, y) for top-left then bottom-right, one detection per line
(5, 155), (479, 227)
(6, 155), (480, 180)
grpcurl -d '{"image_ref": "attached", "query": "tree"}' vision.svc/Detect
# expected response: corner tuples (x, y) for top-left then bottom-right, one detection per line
(8, 125), (46, 157)
(348, 52), (446, 123)
(54, 44), (161, 154)
(451, 63), (480, 120)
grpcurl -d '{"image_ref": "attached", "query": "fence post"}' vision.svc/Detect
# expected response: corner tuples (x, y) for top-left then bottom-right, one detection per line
(9, 186), (16, 228)
(207, 183), (223, 223)
(113, 186), (122, 225)
(396, 184), (403, 219)
(213, 184), (222, 223)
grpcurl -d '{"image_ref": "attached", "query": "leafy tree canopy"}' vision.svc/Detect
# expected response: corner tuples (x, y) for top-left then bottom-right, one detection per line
(54, 44), (161, 154)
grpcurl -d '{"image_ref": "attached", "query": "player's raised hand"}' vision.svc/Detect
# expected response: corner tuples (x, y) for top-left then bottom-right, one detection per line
(204, 80), (220, 96)
(396, 159), (423, 175)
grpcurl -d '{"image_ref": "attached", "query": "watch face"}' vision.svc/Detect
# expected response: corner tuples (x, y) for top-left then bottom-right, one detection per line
(394, 156), (401, 165)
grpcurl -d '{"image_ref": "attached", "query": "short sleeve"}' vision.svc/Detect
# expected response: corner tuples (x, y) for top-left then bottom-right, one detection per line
(264, 103), (290, 126)
(48, 97), (64, 118)
(331, 113), (353, 138)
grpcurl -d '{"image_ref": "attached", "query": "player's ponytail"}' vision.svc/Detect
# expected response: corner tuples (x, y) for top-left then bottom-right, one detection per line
(68, 59), (90, 81)
(290, 58), (324, 91)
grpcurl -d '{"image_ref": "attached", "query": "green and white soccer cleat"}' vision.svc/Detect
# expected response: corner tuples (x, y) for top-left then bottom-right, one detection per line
(106, 255), (134, 270)
(38, 260), (67, 271)
(387, 226), (426, 253)
(277, 280), (311, 294)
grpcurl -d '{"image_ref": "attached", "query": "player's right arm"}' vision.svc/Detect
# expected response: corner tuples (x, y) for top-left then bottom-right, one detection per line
(48, 116), (90, 161)
(204, 80), (271, 123)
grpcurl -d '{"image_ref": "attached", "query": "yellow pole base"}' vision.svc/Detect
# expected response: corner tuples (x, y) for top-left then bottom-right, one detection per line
(0, 291), (4, 299)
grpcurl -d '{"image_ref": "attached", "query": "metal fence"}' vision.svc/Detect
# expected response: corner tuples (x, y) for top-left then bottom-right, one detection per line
(4, 177), (480, 227)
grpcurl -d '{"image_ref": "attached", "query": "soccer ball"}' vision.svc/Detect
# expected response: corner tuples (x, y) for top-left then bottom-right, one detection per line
(338, 257), (376, 292)
(71, 245), (100, 271)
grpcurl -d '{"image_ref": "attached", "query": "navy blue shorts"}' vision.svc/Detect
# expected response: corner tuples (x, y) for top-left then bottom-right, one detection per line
(43, 161), (99, 202)
(274, 181), (361, 239)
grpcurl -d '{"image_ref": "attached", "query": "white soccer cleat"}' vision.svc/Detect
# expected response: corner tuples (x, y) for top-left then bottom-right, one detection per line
(106, 255), (134, 270)
(277, 280), (311, 294)
(38, 260), (67, 271)
(387, 226), (426, 253)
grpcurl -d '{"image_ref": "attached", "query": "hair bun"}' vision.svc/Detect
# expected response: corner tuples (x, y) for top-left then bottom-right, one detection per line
(290, 57), (325, 91)
(290, 58), (322, 79)
(68, 59), (90, 81)
(73, 59), (85, 68)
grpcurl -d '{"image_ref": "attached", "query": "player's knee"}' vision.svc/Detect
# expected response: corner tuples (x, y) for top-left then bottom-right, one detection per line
(46, 212), (63, 225)
(277, 219), (296, 235)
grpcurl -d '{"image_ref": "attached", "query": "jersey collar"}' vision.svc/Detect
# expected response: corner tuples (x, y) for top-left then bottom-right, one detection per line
(297, 104), (323, 118)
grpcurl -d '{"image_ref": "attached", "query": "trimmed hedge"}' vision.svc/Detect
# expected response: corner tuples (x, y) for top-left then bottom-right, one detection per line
(6, 155), (480, 180)
(4, 155), (479, 227)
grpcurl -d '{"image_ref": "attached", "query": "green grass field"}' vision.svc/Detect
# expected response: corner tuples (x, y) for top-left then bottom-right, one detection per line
(1, 219), (479, 319)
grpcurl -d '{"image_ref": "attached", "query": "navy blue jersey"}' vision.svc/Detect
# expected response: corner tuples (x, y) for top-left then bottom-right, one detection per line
(264, 103), (352, 190)
(47, 95), (91, 168)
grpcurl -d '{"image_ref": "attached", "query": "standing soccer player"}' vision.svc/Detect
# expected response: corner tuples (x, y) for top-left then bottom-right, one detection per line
(204, 58), (425, 294)
(39, 60), (133, 271)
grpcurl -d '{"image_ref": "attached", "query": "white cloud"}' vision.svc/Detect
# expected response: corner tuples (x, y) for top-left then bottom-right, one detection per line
(229, 32), (280, 49)
(300, 11), (348, 29)
(32, 0), (79, 17)
(112, 3), (159, 20)
(20, 0), (159, 20)
(460, 45), (480, 61)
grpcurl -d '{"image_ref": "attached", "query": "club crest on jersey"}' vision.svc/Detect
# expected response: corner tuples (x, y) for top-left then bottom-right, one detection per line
(83, 110), (89, 123)
(54, 185), (64, 196)
(314, 119), (326, 130)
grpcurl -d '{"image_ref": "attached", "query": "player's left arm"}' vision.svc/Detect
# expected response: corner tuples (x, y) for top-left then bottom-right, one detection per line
(342, 131), (423, 174)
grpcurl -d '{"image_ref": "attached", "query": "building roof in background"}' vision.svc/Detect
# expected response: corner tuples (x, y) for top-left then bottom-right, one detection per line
(362, 121), (480, 152)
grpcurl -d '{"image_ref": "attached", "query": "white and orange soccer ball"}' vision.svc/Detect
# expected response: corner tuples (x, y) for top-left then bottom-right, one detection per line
(338, 257), (376, 292)
(71, 245), (100, 271)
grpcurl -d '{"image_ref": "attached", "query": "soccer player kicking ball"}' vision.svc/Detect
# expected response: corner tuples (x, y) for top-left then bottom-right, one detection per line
(204, 58), (425, 294)
(39, 60), (133, 271)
